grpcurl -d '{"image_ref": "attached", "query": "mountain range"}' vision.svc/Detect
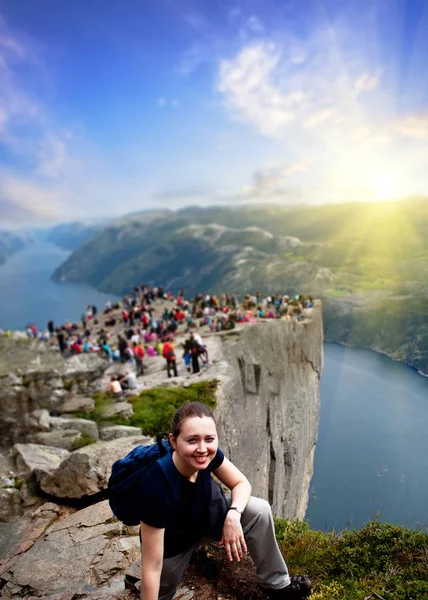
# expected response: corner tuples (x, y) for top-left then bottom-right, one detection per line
(51, 198), (428, 374)
(0, 230), (33, 266)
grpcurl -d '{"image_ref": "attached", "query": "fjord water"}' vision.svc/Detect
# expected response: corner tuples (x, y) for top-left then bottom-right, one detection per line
(306, 343), (428, 531)
(0, 243), (427, 531)
(0, 242), (119, 330)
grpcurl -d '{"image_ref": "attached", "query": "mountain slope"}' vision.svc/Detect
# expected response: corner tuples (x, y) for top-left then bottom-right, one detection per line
(0, 231), (33, 266)
(52, 198), (428, 373)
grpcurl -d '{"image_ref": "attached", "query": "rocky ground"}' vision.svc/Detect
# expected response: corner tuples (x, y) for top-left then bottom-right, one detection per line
(0, 297), (316, 599)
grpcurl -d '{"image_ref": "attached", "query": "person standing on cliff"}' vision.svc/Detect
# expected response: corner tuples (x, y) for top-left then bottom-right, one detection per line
(162, 341), (178, 377)
(133, 341), (145, 376)
(47, 320), (55, 337)
(56, 328), (66, 354)
(137, 402), (312, 599)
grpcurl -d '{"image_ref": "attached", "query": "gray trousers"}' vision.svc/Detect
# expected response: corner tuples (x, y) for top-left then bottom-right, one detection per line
(156, 496), (290, 600)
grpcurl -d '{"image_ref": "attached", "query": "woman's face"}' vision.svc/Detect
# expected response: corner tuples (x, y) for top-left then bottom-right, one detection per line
(170, 416), (218, 474)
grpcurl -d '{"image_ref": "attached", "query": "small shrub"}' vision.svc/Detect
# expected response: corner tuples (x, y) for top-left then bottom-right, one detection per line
(273, 518), (428, 600)
(71, 410), (92, 420)
(62, 378), (74, 392)
(70, 434), (97, 450)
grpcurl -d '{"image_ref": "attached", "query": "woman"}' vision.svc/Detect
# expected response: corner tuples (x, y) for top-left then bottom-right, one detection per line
(138, 402), (311, 599)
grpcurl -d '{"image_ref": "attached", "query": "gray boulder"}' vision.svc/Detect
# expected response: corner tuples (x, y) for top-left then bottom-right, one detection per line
(100, 425), (143, 441)
(0, 500), (140, 599)
(61, 395), (95, 414)
(23, 409), (50, 433)
(31, 430), (83, 451)
(103, 401), (134, 420)
(48, 416), (99, 440)
(37, 436), (151, 498)
(13, 443), (70, 479)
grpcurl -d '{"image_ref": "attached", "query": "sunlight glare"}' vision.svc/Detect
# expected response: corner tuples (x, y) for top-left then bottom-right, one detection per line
(374, 174), (398, 201)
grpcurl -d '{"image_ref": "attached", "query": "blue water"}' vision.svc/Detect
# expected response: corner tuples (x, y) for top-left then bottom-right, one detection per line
(306, 343), (428, 531)
(0, 242), (119, 330)
(0, 244), (427, 531)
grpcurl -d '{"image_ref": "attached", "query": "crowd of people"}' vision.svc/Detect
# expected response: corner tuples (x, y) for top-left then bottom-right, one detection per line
(12, 285), (314, 390)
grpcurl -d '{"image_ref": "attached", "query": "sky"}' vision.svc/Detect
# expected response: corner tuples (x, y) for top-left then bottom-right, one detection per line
(0, 0), (428, 225)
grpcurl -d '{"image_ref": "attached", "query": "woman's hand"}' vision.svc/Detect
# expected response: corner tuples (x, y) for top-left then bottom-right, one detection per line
(221, 510), (247, 562)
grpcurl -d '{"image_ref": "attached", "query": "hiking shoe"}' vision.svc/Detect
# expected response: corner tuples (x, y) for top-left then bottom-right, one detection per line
(260, 576), (312, 598)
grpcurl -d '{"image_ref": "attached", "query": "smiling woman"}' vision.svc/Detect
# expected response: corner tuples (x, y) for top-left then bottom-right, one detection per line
(131, 401), (313, 600)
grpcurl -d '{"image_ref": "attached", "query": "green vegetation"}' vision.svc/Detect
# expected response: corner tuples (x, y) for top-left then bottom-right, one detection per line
(274, 519), (428, 600)
(62, 378), (74, 392)
(283, 251), (306, 262)
(70, 434), (97, 450)
(127, 380), (218, 435)
(89, 381), (218, 435)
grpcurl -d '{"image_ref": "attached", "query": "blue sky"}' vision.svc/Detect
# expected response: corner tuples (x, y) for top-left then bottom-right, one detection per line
(0, 0), (427, 224)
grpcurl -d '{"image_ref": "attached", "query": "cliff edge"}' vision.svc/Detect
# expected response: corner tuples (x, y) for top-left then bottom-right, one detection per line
(215, 301), (323, 519)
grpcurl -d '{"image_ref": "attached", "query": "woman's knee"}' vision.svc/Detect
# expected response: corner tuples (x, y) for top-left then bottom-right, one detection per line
(243, 496), (273, 524)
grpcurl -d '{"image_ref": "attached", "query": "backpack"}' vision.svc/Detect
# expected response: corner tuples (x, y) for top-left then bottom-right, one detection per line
(108, 434), (179, 526)
(163, 343), (175, 360)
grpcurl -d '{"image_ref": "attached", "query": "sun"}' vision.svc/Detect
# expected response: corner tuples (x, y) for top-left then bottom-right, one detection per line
(374, 174), (398, 201)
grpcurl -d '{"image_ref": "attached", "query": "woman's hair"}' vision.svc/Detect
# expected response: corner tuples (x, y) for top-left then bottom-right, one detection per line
(170, 402), (215, 438)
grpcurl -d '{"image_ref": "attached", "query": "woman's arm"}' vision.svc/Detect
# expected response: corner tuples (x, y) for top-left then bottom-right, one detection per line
(213, 457), (252, 563)
(140, 522), (165, 600)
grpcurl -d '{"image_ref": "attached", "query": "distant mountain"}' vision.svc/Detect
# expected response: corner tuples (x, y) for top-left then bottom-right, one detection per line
(52, 210), (333, 295)
(52, 198), (428, 373)
(0, 230), (33, 266)
(46, 220), (108, 251)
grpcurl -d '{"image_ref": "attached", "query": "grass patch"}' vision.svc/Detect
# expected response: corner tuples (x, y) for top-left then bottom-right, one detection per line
(71, 410), (92, 420)
(283, 251), (306, 262)
(90, 380), (218, 436)
(70, 434), (97, 450)
(274, 518), (428, 599)
(128, 380), (217, 435)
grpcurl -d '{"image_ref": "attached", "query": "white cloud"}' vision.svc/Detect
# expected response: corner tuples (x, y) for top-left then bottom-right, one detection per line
(36, 132), (78, 178)
(390, 114), (428, 139)
(355, 72), (379, 94)
(0, 173), (72, 219)
(217, 43), (295, 136)
(303, 108), (339, 128)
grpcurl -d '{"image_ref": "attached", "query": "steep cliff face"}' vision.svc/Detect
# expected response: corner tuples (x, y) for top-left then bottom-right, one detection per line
(214, 302), (323, 519)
